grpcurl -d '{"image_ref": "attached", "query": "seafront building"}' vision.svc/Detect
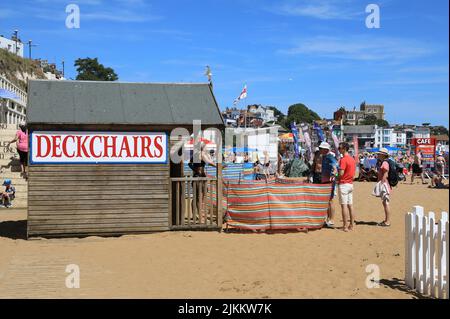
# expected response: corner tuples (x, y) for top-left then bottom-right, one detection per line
(0, 75), (27, 125)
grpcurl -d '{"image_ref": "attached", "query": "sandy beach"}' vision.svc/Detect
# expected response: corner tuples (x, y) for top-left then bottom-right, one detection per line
(0, 181), (448, 299)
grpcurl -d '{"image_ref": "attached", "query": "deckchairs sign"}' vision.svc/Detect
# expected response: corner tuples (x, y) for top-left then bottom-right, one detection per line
(30, 131), (168, 164)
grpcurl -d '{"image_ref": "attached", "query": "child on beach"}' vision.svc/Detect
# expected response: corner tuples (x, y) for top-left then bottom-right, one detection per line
(1, 179), (16, 208)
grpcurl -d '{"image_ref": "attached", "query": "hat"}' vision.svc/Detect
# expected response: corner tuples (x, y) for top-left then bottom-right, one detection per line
(377, 148), (389, 156)
(2, 179), (11, 186)
(319, 141), (331, 150)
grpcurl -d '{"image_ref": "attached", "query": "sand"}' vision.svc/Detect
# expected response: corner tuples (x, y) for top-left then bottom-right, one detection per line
(0, 181), (448, 299)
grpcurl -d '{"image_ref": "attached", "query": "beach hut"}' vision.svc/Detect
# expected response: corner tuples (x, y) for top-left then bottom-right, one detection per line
(26, 80), (224, 238)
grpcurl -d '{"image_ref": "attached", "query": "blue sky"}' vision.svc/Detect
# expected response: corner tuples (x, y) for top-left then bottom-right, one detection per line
(0, 0), (448, 126)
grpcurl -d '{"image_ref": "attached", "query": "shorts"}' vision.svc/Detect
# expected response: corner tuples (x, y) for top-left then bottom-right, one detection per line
(18, 150), (28, 166)
(338, 183), (354, 205)
(412, 163), (422, 174)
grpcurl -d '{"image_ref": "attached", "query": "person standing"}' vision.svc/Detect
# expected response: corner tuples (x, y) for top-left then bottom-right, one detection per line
(311, 148), (322, 184)
(436, 152), (446, 177)
(411, 151), (426, 184)
(337, 142), (356, 232)
(319, 142), (339, 227)
(188, 142), (217, 223)
(376, 148), (392, 227)
(6, 123), (28, 179)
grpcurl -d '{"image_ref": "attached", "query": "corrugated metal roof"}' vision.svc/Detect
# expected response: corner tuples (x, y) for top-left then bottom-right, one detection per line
(27, 80), (224, 126)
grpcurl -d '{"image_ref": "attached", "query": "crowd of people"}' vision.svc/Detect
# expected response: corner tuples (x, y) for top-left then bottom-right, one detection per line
(302, 141), (448, 232)
(357, 149), (448, 187)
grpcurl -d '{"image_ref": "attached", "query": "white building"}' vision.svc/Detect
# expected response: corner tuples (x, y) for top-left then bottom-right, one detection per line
(374, 127), (407, 148)
(0, 75), (27, 125)
(413, 127), (431, 139)
(0, 35), (24, 57)
(247, 105), (276, 124)
(392, 130), (407, 147)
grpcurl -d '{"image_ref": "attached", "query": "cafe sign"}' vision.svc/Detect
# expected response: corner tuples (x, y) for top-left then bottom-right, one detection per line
(30, 131), (168, 164)
(411, 138), (436, 168)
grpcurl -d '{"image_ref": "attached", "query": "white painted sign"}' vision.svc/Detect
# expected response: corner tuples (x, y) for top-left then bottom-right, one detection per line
(30, 131), (168, 164)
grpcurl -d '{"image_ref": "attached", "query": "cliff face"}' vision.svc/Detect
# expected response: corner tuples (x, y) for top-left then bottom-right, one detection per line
(0, 48), (47, 91)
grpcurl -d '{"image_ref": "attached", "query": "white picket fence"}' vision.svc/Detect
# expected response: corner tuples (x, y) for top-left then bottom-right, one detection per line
(405, 206), (449, 299)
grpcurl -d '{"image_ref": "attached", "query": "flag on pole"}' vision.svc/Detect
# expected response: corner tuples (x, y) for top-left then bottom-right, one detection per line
(353, 135), (359, 160)
(290, 122), (300, 158)
(301, 123), (313, 161)
(313, 122), (325, 142)
(329, 124), (341, 158)
(233, 85), (247, 105)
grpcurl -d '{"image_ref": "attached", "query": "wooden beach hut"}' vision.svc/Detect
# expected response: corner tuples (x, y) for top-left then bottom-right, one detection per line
(26, 80), (224, 238)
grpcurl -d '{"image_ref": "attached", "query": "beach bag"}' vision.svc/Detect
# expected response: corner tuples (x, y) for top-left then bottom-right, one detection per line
(384, 159), (399, 187)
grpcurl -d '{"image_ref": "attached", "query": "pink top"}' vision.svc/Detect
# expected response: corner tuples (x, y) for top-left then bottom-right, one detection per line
(16, 130), (28, 152)
(378, 161), (392, 192)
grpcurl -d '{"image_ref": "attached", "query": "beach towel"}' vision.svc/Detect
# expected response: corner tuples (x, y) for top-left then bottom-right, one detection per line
(372, 181), (390, 202)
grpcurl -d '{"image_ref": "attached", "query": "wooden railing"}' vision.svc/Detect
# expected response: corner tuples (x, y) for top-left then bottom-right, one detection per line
(170, 177), (222, 230)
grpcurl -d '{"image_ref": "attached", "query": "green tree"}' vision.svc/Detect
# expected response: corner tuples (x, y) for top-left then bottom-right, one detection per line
(376, 119), (389, 127)
(286, 103), (321, 125)
(74, 57), (118, 81)
(431, 126), (449, 136)
(362, 114), (389, 127)
(361, 114), (377, 125)
(267, 106), (287, 128)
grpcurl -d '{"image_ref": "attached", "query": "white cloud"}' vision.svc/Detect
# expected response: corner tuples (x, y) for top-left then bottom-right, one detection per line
(82, 10), (162, 22)
(267, 0), (361, 20)
(278, 36), (432, 61)
(397, 66), (449, 74)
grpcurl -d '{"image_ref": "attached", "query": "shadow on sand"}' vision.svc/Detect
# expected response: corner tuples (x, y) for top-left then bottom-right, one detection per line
(355, 220), (379, 226)
(0, 220), (27, 240)
(379, 278), (432, 299)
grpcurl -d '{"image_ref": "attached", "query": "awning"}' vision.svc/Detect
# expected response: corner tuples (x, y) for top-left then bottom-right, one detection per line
(279, 133), (294, 142)
(224, 147), (258, 153)
(184, 138), (216, 149)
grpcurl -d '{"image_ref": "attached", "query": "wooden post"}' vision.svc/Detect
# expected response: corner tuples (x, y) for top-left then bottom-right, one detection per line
(193, 180), (197, 225)
(413, 206), (424, 293)
(438, 217), (445, 298)
(187, 180), (191, 226)
(217, 163), (223, 229)
(429, 212), (436, 298)
(176, 181), (180, 226)
(180, 180), (186, 226)
(445, 214), (449, 299)
(423, 214), (430, 295)
(209, 179), (213, 225)
(405, 212), (413, 288)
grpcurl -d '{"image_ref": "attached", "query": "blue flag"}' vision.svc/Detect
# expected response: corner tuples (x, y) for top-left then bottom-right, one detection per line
(290, 122), (300, 158)
(313, 122), (325, 142)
